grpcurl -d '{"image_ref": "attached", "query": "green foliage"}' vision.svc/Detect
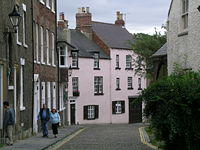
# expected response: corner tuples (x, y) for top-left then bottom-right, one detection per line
(138, 71), (200, 150)
(130, 28), (166, 77)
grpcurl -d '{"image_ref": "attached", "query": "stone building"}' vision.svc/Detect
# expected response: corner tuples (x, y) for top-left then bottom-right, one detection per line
(0, 0), (33, 142)
(167, 0), (200, 74)
(32, 0), (58, 133)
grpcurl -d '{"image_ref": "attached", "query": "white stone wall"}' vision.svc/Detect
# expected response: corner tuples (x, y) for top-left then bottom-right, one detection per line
(168, 0), (200, 74)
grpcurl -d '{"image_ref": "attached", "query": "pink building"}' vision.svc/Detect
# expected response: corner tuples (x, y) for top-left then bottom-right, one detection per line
(57, 9), (146, 125)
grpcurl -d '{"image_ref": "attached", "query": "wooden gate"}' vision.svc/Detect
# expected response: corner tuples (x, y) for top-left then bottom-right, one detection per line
(129, 98), (142, 123)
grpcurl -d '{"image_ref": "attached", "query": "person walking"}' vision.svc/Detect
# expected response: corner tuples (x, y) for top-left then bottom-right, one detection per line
(50, 108), (60, 138)
(38, 104), (50, 137)
(3, 101), (15, 146)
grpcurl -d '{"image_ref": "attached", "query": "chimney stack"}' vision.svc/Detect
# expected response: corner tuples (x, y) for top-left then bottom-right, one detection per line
(76, 7), (92, 34)
(58, 12), (68, 28)
(115, 11), (125, 27)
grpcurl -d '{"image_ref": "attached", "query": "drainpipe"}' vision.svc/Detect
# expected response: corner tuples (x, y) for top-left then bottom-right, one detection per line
(55, 0), (60, 112)
(31, 0), (34, 134)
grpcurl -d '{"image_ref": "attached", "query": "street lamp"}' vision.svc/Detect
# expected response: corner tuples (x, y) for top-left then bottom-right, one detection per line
(8, 5), (21, 33)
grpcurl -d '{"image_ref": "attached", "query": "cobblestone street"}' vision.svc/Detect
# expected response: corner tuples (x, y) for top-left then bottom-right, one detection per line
(57, 124), (152, 150)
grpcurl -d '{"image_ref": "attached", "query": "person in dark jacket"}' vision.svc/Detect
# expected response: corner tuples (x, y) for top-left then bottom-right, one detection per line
(38, 104), (50, 137)
(3, 101), (15, 146)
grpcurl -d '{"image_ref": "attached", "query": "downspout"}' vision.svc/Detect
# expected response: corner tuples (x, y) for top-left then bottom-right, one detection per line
(31, 0), (34, 133)
(55, 0), (60, 111)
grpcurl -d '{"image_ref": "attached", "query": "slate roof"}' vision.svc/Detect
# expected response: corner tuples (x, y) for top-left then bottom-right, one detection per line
(70, 29), (109, 59)
(92, 21), (134, 50)
(152, 43), (167, 57)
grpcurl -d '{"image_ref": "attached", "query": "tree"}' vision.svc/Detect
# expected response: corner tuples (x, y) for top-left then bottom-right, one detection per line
(129, 28), (166, 77)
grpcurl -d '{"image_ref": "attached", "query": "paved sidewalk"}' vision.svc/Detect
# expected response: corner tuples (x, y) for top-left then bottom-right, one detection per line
(0, 125), (83, 150)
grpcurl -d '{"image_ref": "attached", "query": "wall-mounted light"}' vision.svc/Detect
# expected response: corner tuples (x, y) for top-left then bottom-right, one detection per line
(68, 65), (72, 76)
(8, 5), (21, 33)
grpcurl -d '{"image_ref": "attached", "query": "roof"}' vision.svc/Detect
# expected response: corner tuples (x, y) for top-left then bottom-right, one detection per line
(152, 43), (167, 57)
(70, 29), (110, 59)
(92, 21), (134, 49)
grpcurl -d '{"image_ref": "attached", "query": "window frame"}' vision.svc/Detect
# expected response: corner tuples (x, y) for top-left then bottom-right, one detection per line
(182, 0), (189, 30)
(71, 51), (78, 68)
(94, 53), (100, 69)
(46, 29), (50, 65)
(115, 54), (120, 69)
(116, 78), (121, 90)
(52, 82), (56, 108)
(94, 76), (103, 95)
(47, 82), (51, 109)
(22, 4), (28, 48)
(41, 26), (45, 64)
(51, 0), (55, 13)
(59, 46), (67, 67)
(35, 23), (40, 63)
(20, 58), (26, 111)
(112, 101), (125, 114)
(84, 105), (99, 120)
(128, 77), (133, 89)
(126, 55), (133, 69)
(138, 78), (142, 90)
(51, 33), (56, 66)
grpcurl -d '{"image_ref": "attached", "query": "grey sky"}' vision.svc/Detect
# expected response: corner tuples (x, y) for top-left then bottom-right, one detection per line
(57, 0), (171, 34)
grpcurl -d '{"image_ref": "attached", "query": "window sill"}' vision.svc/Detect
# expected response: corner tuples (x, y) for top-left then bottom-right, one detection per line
(52, 64), (57, 67)
(125, 68), (133, 70)
(8, 86), (14, 90)
(94, 93), (104, 96)
(20, 106), (26, 111)
(46, 5), (51, 9)
(115, 67), (121, 70)
(115, 88), (121, 91)
(47, 63), (51, 66)
(17, 41), (22, 46)
(86, 118), (96, 120)
(128, 88), (134, 90)
(39, 1), (45, 5)
(71, 67), (79, 70)
(23, 43), (28, 48)
(51, 10), (55, 13)
(138, 87), (143, 90)
(94, 68), (100, 70)
(37, 61), (41, 64)
(41, 62), (46, 65)
(178, 31), (188, 37)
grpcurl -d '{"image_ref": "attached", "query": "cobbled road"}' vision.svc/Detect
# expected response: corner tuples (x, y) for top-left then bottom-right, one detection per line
(57, 124), (152, 150)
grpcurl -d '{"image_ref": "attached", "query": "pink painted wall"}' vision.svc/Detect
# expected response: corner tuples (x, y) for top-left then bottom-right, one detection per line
(110, 48), (146, 124)
(68, 57), (111, 124)
(67, 49), (146, 125)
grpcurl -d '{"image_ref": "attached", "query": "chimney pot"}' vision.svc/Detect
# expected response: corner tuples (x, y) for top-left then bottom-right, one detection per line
(78, 8), (82, 13)
(82, 7), (85, 13)
(86, 7), (90, 13)
(59, 12), (65, 20)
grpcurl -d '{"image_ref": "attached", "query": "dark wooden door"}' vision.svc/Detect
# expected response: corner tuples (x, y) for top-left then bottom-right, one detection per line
(70, 104), (76, 125)
(129, 98), (142, 123)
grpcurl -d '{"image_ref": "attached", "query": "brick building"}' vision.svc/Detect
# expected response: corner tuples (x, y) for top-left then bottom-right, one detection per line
(32, 0), (58, 133)
(0, 0), (33, 142)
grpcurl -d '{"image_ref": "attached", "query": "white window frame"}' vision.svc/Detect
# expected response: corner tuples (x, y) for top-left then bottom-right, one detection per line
(128, 77), (133, 89)
(126, 55), (132, 69)
(51, 0), (55, 13)
(46, 0), (50, 9)
(52, 82), (56, 109)
(116, 101), (122, 114)
(72, 77), (79, 91)
(116, 78), (120, 89)
(39, 0), (45, 5)
(116, 55), (119, 68)
(88, 105), (95, 119)
(52, 33), (56, 66)
(0, 65), (3, 129)
(47, 82), (51, 109)
(16, 27), (22, 46)
(41, 26), (45, 64)
(94, 76), (103, 94)
(182, 0), (189, 29)
(46, 29), (50, 65)
(94, 53), (99, 69)
(59, 84), (65, 111)
(20, 58), (26, 111)
(71, 51), (78, 68)
(22, 4), (28, 48)
(59, 46), (68, 67)
(41, 82), (46, 105)
(35, 23), (40, 63)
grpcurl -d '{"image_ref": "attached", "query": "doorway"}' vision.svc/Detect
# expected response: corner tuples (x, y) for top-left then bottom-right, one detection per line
(70, 104), (76, 125)
(129, 98), (142, 123)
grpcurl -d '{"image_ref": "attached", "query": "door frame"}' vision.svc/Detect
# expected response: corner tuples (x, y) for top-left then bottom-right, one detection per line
(70, 100), (76, 125)
(0, 65), (3, 129)
(33, 74), (40, 133)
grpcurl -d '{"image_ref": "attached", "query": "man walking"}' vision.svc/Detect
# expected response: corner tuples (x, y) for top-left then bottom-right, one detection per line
(38, 104), (50, 137)
(3, 101), (15, 146)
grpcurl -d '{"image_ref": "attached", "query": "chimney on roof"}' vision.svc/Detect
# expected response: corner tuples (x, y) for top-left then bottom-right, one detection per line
(58, 12), (69, 28)
(76, 7), (92, 34)
(115, 11), (125, 27)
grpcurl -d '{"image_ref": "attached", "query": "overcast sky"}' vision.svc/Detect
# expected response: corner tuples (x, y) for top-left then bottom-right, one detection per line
(57, 0), (171, 34)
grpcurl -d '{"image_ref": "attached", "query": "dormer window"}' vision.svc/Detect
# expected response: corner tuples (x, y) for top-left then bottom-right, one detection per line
(71, 51), (78, 68)
(94, 53), (99, 69)
(182, 0), (189, 29)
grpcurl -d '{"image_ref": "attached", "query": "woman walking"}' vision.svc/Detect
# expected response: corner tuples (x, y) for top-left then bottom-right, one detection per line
(50, 108), (60, 138)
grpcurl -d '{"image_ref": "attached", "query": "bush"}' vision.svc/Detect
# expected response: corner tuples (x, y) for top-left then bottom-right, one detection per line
(139, 71), (200, 150)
